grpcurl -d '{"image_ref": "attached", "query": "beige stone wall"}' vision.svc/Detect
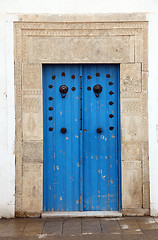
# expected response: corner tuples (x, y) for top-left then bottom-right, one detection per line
(14, 14), (149, 216)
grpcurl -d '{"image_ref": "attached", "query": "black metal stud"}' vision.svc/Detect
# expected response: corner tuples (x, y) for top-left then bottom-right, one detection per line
(96, 127), (102, 133)
(106, 74), (111, 78)
(96, 73), (100, 77)
(61, 127), (67, 133)
(109, 82), (114, 85)
(49, 107), (53, 111)
(87, 75), (92, 79)
(109, 91), (114, 95)
(61, 72), (65, 76)
(71, 75), (75, 79)
(87, 86), (91, 91)
(49, 97), (53, 100)
(109, 114), (114, 118)
(49, 116), (53, 120)
(52, 75), (56, 80)
(49, 127), (53, 131)
(49, 85), (53, 88)
(109, 101), (114, 105)
(109, 126), (114, 130)
(72, 87), (76, 91)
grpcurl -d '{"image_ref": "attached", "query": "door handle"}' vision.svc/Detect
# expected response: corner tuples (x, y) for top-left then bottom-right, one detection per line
(59, 85), (68, 98)
(96, 128), (102, 134)
(93, 84), (102, 97)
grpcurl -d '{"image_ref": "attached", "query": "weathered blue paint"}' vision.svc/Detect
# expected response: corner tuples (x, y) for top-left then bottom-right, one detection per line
(43, 64), (81, 211)
(82, 64), (120, 211)
(43, 64), (121, 211)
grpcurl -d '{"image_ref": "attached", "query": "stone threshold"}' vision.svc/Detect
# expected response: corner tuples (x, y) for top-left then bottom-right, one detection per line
(42, 211), (122, 218)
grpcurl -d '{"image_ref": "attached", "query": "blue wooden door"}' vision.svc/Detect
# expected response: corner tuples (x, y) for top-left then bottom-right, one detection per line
(43, 65), (81, 211)
(43, 64), (121, 211)
(82, 64), (120, 211)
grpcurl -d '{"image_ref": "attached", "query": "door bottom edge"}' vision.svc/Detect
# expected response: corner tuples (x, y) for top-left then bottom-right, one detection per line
(42, 211), (122, 218)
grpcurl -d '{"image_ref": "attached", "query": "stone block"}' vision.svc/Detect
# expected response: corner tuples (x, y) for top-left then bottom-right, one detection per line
(120, 63), (142, 93)
(22, 64), (42, 90)
(121, 142), (142, 161)
(107, 36), (134, 63)
(22, 95), (42, 113)
(23, 141), (43, 163)
(121, 115), (141, 142)
(122, 161), (142, 209)
(22, 164), (43, 212)
(26, 36), (134, 64)
(22, 95), (42, 140)
(121, 98), (142, 115)
(23, 112), (43, 141)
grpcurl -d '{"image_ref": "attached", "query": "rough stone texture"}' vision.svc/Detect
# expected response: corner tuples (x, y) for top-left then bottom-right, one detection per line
(23, 141), (43, 163)
(14, 15), (149, 216)
(121, 142), (142, 161)
(25, 36), (134, 64)
(120, 63), (142, 93)
(22, 64), (42, 90)
(22, 95), (43, 141)
(19, 13), (147, 22)
(121, 115), (142, 142)
(122, 161), (143, 209)
(22, 164), (43, 212)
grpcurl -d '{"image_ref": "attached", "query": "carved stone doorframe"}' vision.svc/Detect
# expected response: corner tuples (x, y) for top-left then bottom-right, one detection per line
(14, 14), (149, 216)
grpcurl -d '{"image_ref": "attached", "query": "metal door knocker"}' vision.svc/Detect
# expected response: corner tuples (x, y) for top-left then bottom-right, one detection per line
(93, 84), (102, 97)
(59, 85), (68, 98)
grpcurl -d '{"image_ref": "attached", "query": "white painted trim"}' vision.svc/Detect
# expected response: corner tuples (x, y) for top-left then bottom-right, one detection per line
(42, 211), (122, 218)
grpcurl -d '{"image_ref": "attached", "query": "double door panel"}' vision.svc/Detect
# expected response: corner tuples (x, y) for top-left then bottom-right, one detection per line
(43, 64), (120, 211)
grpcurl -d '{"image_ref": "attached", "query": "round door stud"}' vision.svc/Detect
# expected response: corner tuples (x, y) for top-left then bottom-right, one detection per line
(61, 72), (65, 76)
(109, 91), (114, 95)
(109, 114), (114, 118)
(109, 82), (114, 85)
(71, 75), (75, 79)
(96, 73), (100, 77)
(52, 75), (56, 80)
(93, 84), (102, 97)
(96, 127), (102, 134)
(59, 85), (68, 98)
(71, 87), (76, 91)
(109, 101), (114, 105)
(61, 127), (67, 133)
(49, 96), (53, 100)
(87, 75), (92, 79)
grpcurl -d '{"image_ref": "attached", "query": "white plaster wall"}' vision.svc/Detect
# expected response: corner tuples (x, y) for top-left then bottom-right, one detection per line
(0, 0), (158, 217)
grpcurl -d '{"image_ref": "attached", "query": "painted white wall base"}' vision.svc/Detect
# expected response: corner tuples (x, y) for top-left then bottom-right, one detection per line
(42, 211), (122, 218)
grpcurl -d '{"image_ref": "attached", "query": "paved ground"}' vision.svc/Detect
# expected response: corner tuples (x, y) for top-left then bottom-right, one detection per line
(0, 217), (158, 239)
